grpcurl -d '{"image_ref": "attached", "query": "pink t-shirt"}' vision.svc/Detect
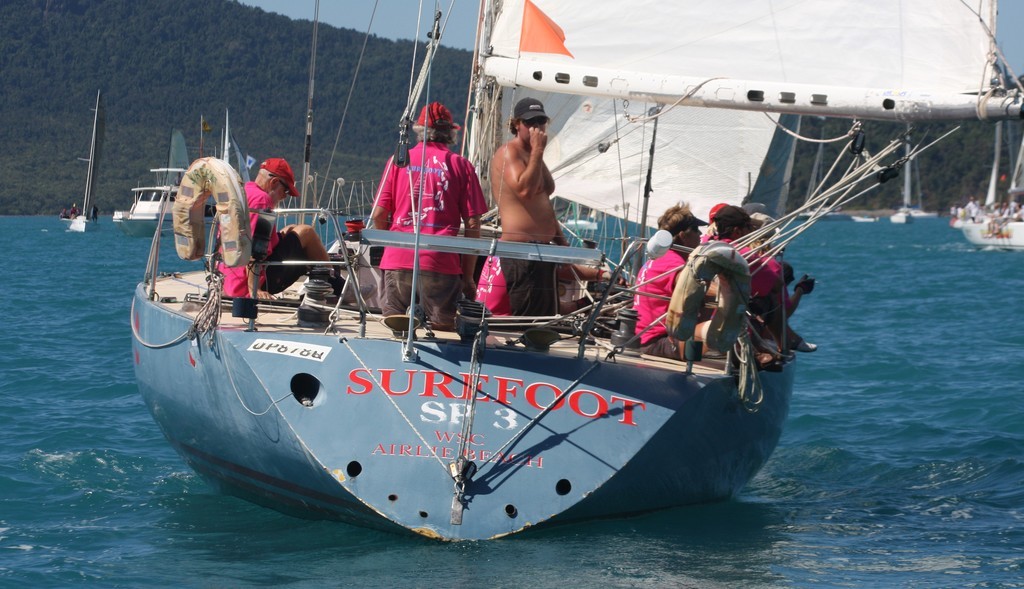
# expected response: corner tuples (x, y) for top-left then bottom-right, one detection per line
(475, 256), (511, 315)
(719, 238), (782, 298)
(220, 182), (279, 297)
(376, 142), (487, 275)
(634, 249), (687, 344)
(746, 249), (782, 298)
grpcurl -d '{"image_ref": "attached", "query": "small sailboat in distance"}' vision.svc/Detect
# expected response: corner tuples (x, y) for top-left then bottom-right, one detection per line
(69, 90), (104, 233)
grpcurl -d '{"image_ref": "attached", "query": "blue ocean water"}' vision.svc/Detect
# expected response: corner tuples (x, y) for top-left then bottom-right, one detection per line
(1, 215), (1022, 588)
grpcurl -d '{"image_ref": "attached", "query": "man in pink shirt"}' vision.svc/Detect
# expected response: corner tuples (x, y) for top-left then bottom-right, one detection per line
(371, 102), (488, 331)
(220, 157), (329, 298)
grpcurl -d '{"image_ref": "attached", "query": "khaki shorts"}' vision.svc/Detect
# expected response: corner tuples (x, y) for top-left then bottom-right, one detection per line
(382, 269), (463, 329)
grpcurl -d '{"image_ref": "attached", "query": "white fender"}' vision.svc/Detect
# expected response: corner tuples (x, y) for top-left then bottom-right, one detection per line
(172, 157), (251, 266)
(666, 241), (751, 352)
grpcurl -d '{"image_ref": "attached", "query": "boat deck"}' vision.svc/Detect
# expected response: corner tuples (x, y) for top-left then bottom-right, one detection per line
(145, 270), (730, 377)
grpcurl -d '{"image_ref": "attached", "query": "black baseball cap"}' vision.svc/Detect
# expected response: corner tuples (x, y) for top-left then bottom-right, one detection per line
(514, 97), (548, 121)
(668, 215), (708, 235)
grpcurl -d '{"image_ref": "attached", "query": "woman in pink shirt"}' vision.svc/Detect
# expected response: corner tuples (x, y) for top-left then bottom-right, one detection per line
(633, 204), (707, 360)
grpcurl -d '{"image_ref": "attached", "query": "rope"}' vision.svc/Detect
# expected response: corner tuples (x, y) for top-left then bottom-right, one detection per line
(189, 273), (224, 345)
(132, 272), (224, 350)
(315, 1), (378, 206)
(956, 0), (1024, 96)
(451, 326), (488, 508)
(624, 77), (726, 124)
(221, 332), (295, 416)
(734, 332), (764, 412)
(764, 114), (862, 144)
(129, 297), (191, 349)
(455, 327), (487, 463)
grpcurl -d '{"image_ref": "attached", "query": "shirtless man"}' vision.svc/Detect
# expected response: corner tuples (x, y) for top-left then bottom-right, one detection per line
(492, 97), (564, 246)
(483, 97), (565, 316)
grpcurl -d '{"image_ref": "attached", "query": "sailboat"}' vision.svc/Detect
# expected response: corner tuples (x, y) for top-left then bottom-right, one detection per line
(130, 0), (1021, 540)
(890, 134), (916, 224)
(68, 90), (104, 233)
(219, 109), (253, 183)
(113, 130), (189, 237)
(114, 113), (252, 237)
(960, 119), (1024, 249)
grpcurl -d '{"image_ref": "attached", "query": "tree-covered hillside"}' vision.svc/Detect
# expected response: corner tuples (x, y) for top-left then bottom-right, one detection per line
(789, 117), (1018, 214)
(0, 0), (473, 215)
(0, 0), (1018, 217)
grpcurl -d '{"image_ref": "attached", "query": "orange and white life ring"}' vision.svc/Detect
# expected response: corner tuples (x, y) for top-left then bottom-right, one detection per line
(172, 157), (250, 266)
(666, 241), (751, 352)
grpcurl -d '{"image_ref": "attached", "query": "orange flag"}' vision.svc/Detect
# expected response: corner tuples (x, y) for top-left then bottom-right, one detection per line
(519, 0), (573, 58)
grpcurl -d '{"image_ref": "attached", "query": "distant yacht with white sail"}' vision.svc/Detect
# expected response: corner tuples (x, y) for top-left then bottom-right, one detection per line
(960, 114), (1024, 249)
(68, 90), (104, 233)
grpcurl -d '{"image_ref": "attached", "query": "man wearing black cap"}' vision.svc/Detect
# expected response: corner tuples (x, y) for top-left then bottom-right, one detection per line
(484, 97), (564, 316)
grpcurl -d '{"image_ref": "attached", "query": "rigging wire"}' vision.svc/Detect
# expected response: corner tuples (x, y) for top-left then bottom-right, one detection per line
(315, 2), (379, 207)
(299, 0), (320, 214)
(956, 0), (1024, 94)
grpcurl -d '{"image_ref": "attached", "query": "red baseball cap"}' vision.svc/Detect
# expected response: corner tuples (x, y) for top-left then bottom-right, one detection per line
(709, 202), (728, 221)
(417, 102), (461, 130)
(260, 158), (299, 197)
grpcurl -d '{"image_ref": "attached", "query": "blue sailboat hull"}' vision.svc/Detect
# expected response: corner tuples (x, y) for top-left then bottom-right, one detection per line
(131, 285), (792, 540)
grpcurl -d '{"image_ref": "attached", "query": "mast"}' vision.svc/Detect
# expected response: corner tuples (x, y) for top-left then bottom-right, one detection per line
(300, 0), (320, 217)
(903, 132), (913, 209)
(81, 89), (103, 218)
(222, 109), (231, 163)
(985, 122), (1003, 206)
(638, 106), (660, 238)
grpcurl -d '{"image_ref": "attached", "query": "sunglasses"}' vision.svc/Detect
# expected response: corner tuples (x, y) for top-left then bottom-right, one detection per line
(522, 117), (549, 127)
(269, 175), (289, 194)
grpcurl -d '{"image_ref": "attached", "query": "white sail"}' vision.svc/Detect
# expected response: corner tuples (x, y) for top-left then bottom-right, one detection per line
(70, 90), (104, 232)
(536, 95), (783, 224)
(167, 130), (189, 182)
(1009, 122), (1024, 197)
(219, 110), (252, 182)
(481, 0), (1018, 121)
(221, 109), (232, 167)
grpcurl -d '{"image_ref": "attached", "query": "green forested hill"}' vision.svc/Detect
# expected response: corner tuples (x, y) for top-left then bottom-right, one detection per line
(789, 116), (1017, 214)
(0, 0), (1017, 216)
(0, 0), (472, 215)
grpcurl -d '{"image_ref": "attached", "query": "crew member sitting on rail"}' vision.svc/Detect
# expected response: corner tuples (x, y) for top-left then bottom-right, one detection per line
(708, 205), (787, 361)
(634, 204), (707, 360)
(219, 157), (331, 299)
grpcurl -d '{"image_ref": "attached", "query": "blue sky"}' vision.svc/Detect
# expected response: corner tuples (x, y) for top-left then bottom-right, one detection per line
(241, 1), (1024, 75)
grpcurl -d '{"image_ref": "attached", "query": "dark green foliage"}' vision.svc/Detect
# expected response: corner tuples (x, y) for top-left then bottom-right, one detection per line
(0, 0), (1012, 216)
(0, 0), (473, 215)
(788, 117), (1015, 214)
